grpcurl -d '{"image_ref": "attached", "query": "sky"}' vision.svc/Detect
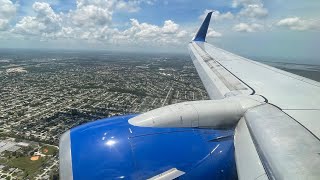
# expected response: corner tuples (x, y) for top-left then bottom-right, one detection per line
(0, 0), (319, 63)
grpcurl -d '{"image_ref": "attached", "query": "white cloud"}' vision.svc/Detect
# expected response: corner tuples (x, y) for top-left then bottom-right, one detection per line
(232, 0), (257, 8)
(76, 0), (114, 8)
(200, 9), (234, 21)
(177, 30), (187, 38)
(232, 0), (268, 18)
(76, 0), (154, 13)
(14, 16), (44, 35)
(111, 19), (187, 46)
(9, 0), (188, 47)
(0, 19), (9, 31)
(70, 0), (156, 31)
(2, 0), (227, 48)
(116, 0), (141, 12)
(49, 17), (187, 47)
(276, 17), (319, 31)
(0, 0), (16, 30)
(13, 1), (129, 38)
(129, 18), (180, 38)
(14, 2), (61, 35)
(127, 18), (160, 39)
(163, 20), (179, 33)
(239, 3), (268, 18)
(0, 0), (16, 19)
(207, 28), (222, 37)
(71, 5), (112, 27)
(212, 11), (234, 21)
(55, 27), (75, 38)
(233, 22), (263, 32)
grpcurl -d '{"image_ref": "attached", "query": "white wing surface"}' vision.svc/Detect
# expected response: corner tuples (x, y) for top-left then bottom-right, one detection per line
(189, 12), (320, 180)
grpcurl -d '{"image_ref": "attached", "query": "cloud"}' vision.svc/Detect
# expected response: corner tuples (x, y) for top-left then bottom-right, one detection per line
(212, 11), (234, 21)
(232, 0), (258, 8)
(127, 18), (161, 39)
(14, 16), (44, 35)
(14, 2), (61, 36)
(76, 0), (114, 8)
(207, 28), (222, 37)
(110, 19), (188, 46)
(11, 0), (153, 39)
(177, 30), (187, 38)
(71, 5), (112, 27)
(238, 3), (268, 18)
(233, 22), (263, 32)
(200, 9), (234, 21)
(49, 17), (188, 47)
(163, 20), (179, 33)
(116, 1), (140, 12)
(66, 0), (157, 36)
(276, 17), (319, 31)
(126, 19), (182, 39)
(0, 0), (17, 30)
(232, 0), (268, 19)
(76, 0), (154, 13)
(0, 19), (9, 30)
(8, 0), (190, 47)
(115, 0), (156, 12)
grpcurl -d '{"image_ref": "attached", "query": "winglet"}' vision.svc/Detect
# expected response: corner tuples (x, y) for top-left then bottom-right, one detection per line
(193, 12), (213, 42)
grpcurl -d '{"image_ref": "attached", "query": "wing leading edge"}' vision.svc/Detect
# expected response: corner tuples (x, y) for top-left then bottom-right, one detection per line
(189, 12), (320, 180)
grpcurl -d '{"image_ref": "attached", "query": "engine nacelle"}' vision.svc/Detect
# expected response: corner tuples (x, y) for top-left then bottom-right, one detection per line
(129, 96), (263, 128)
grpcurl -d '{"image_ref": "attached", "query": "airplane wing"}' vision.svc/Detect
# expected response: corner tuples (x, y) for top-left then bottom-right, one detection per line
(59, 12), (320, 180)
(189, 12), (320, 180)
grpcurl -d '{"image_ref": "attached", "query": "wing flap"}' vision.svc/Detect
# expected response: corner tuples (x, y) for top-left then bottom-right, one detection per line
(242, 104), (320, 180)
(234, 118), (267, 180)
(284, 110), (320, 138)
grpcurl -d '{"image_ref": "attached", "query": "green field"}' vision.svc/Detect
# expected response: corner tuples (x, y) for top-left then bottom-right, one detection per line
(8, 157), (45, 177)
(0, 157), (8, 164)
(40, 145), (58, 156)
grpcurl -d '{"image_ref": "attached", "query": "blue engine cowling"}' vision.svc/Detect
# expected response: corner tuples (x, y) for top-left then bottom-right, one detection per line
(59, 114), (237, 179)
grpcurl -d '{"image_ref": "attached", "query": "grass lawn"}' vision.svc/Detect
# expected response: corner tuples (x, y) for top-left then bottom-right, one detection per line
(40, 145), (58, 156)
(8, 156), (45, 176)
(0, 157), (8, 164)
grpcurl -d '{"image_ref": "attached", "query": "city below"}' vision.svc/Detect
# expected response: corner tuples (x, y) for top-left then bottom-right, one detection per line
(0, 49), (319, 179)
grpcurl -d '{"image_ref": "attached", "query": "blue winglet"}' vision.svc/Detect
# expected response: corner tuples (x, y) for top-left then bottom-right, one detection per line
(193, 12), (213, 42)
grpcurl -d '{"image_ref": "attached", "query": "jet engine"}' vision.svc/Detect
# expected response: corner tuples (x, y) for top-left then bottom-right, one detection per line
(59, 96), (263, 180)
